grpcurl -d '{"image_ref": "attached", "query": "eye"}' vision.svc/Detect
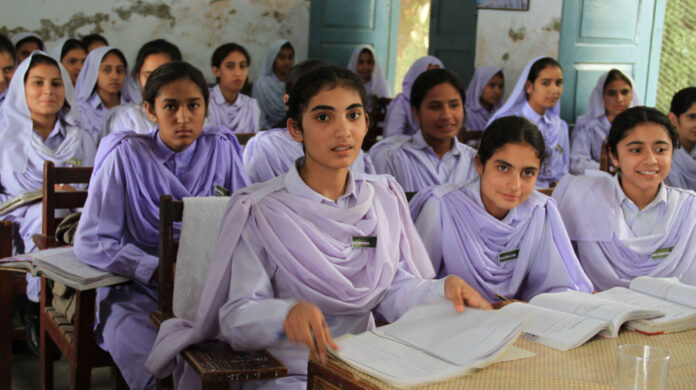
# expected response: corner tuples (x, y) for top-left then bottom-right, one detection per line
(655, 146), (669, 153)
(522, 170), (536, 177)
(348, 111), (362, 120)
(52, 80), (63, 88)
(628, 147), (641, 154)
(541, 80), (550, 86)
(188, 102), (200, 110)
(316, 113), (330, 122)
(497, 165), (508, 172)
(686, 114), (696, 121)
(164, 104), (177, 110)
(607, 90), (617, 97)
(556, 80), (563, 86)
(449, 101), (460, 109)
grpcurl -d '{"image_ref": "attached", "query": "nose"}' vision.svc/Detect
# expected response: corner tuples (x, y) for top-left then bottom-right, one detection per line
(645, 150), (658, 164)
(506, 174), (521, 193)
(334, 116), (351, 139)
(176, 107), (189, 124)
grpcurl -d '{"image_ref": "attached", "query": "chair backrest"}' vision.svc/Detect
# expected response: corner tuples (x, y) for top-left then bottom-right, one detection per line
(0, 221), (11, 258)
(41, 161), (92, 238)
(157, 195), (183, 321)
(363, 96), (392, 151)
(235, 132), (256, 146)
(458, 129), (483, 144)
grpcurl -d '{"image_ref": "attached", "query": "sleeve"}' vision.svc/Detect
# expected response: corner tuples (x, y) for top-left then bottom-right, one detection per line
(242, 135), (279, 184)
(382, 96), (409, 138)
(569, 123), (600, 175)
(252, 79), (273, 130)
(412, 197), (445, 277)
(73, 150), (158, 284)
(375, 263), (446, 323)
(560, 119), (570, 177)
(250, 99), (261, 133)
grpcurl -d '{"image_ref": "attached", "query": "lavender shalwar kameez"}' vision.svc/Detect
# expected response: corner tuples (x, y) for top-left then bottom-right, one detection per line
(464, 66), (503, 131)
(98, 103), (155, 143)
(253, 40), (291, 129)
(665, 147), (696, 191)
(207, 85), (260, 133)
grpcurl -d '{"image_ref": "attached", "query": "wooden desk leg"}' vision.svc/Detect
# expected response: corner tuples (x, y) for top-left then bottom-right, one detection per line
(0, 271), (12, 390)
(40, 277), (56, 390)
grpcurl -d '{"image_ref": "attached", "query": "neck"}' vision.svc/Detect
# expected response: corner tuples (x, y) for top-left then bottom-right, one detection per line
(423, 133), (453, 160)
(606, 112), (616, 123)
(31, 113), (58, 140)
(620, 176), (659, 211)
(479, 98), (493, 112)
(528, 100), (546, 116)
(298, 161), (349, 203)
(274, 70), (287, 83)
(220, 85), (239, 105)
(98, 90), (120, 109)
(681, 137), (695, 154)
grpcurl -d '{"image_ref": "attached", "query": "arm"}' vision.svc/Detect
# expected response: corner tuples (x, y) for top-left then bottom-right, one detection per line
(382, 96), (409, 138)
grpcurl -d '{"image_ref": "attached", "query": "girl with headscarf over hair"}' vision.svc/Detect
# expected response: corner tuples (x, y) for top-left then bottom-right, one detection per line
(207, 43), (260, 133)
(488, 56), (568, 188)
(410, 116), (593, 304)
(0, 34), (16, 107)
(75, 46), (133, 143)
(554, 106), (696, 290)
(383, 55), (444, 138)
(570, 69), (640, 175)
(253, 39), (295, 129)
(50, 38), (87, 86)
(145, 64), (490, 389)
(346, 44), (392, 99)
(465, 66), (504, 131)
(11, 32), (44, 63)
(370, 68), (478, 193)
(74, 61), (249, 389)
(0, 51), (96, 302)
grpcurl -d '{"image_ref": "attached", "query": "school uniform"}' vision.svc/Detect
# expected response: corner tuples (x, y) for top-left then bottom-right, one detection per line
(665, 147), (696, 191)
(383, 56), (445, 138)
(98, 103), (155, 143)
(253, 40), (291, 129)
(73, 126), (249, 389)
(570, 70), (640, 175)
(410, 179), (593, 302)
(11, 32), (44, 53)
(369, 131), (478, 192)
(0, 89), (6, 107)
(553, 171), (696, 290)
(346, 44), (392, 99)
(145, 164), (443, 389)
(0, 51), (96, 301)
(75, 46), (133, 144)
(487, 56), (569, 188)
(207, 85), (260, 133)
(243, 127), (375, 183)
(464, 66), (503, 131)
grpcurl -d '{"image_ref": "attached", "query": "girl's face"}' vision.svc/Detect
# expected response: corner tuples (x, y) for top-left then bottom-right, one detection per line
(356, 51), (375, 83)
(288, 86), (367, 172)
(145, 78), (206, 152)
(17, 41), (41, 63)
(670, 102), (696, 149)
(413, 82), (463, 145)
(61, 47), (87, 85)
(213, 51), (248, 94)
(0, 52), (15, 93)
(138, 53), (171, 89)
(525, 65), (563, 113)
(480, 73), (504, 108)
(24, 63), (65, 118)
(610, 123), (673, 202)
(273, 47), (295, 79)
(603, 79), (632, 120)
(97, 53), (126, 95)
(476, 143), (540, 220)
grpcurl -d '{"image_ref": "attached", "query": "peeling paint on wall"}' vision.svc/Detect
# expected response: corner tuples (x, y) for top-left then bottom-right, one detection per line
(114, 1), (175, 27)
(502, 52), (509, 61)
(508, 27), (526, 42)
(542, 17), (561, 33)
(1, 12), (110, 40)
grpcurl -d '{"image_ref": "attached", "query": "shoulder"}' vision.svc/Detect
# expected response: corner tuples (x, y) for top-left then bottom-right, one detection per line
(455, 142), (478, 157)
(370, 135), (412, 154)
(664, 183), (696, 204)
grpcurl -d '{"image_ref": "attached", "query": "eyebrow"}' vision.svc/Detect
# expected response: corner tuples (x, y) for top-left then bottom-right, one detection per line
(161, 97), (202, 102)
(494, 159), (538, 171)
(310, 103), (364, 112)
(625, 140), (670, 146)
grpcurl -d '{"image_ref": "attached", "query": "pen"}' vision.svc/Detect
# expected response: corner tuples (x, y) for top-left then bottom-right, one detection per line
(495, 294), (510, 302)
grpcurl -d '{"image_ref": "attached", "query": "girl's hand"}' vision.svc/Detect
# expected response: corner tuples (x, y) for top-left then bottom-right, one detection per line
(283, 301), (338, 364)
(444, 275), (492, 312)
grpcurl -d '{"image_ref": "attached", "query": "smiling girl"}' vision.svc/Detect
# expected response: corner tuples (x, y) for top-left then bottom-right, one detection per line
(410, 116), (592, 303)
(370, 68), (478, 192)
(665, 87), (696, 190)
(146, 65), (490, 389)
(489, 57), (568, 188)
(74, 61), (249, 389)
(554, 106), (696, 289)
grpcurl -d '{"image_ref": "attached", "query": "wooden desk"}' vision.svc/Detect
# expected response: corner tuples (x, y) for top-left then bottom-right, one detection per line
(308, 329), (696, 389)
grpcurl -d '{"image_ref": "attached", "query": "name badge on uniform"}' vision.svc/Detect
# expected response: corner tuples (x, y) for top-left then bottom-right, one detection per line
(651, 247), (673, 260)
(352, 236), (377, 248)
(214, 184), (231, 197)
(555, 143), (564, 154)
(65, 158), (82, 167)
(498, 249), (519, 263)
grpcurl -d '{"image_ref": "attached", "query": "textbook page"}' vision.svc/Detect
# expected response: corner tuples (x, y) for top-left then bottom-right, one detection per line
(529, 291), (663, 337)
(629, 276), (696, 309)
(500, 302), (608, 351)
(33, 247), (130, 290)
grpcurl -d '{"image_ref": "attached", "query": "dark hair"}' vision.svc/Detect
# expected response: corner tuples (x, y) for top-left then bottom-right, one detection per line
(359, 48), (374, 59)
(81, 34), (108, 49)
(132, 39), (182, 79)
(23, 53), (60, 83)
(60, 39), (86, 61)
(15, 36), (43, 51)
(478, 116), (547, 167)
(527, 57), (561, 84)
(410, 68), (466, 109)
(269, 59), (326, 129)
(603, 69), (632, 92)
(607, 106), (679, 158)
(0, 34), (17, 63)
(102, 48), (128, 69)
(210, 42), (250, 85)
(280, 42), (294, 55)
(286, 64), (367, 129)
(143, 61), (209, 111)
(669, 87), (696, 117)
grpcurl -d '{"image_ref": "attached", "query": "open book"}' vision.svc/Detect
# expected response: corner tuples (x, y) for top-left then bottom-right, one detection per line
(330, 301), (529, 388)
(500, 290), (663, 351)
(0, 247), (129, 290)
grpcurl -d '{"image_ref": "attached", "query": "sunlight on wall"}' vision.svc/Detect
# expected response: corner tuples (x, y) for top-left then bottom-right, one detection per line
(394, 0), (430, 95)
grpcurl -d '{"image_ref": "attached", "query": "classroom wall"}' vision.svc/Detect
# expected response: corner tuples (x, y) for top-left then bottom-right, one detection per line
(475, 0), (563, 98)
(0, 0), (310, 83)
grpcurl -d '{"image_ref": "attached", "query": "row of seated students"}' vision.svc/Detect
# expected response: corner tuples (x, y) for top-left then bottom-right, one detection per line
(1, 34), (696, 389)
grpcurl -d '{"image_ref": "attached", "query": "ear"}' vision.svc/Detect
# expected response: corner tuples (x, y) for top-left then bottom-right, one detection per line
(283, 93), (289, 110)
(475, 154), (483, 176)
(212, 66), (220, 79)
(609, 148), (620, 170)
(144, 101), (158, 123)
(668, 112), (679, 129)
(411, 105), (421, 124)
(287, 118), (304, 143)
(524, 80), (533, 96)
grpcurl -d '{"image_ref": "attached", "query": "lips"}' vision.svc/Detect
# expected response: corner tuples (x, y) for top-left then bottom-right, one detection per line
(331, 144), (353, 153)
(500, 193), (519, 202)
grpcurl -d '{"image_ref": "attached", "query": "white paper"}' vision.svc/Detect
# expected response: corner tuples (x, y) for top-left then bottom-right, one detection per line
(598, 287), (696, 326)
(630, 276), (696, 309)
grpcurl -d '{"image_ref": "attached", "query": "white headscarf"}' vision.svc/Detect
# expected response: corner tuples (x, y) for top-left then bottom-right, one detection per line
(0, 51), (84, 173)
(10, 32), (44, 50)
(346, 44), (392, 98)
(575, 69), (641, 130)
(260, 39), (290, 78)
(465, 65), (503, 128)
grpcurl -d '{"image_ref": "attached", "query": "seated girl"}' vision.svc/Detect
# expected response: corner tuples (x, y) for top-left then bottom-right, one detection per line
(75, 46), (133, 143)
(145, 65), (491, 389)
(488, 57), (568, 188)
(0, 33), (16, 107)
(50, 38), (86, 86)
(0, 52), (95, 301)
(244, 59), (374, 183)
(665, 87), (696, 190)
(383, 55), (444, 138)
(207, 43), (261, 133)
(570, 69), (640, 174)
(370, 68), (478, 193)
(11, 32), (44, 63)
(253, 40), (295, 129)
(74, 61), (249, 389)
(99, 39), (182, 141)
(553, 106), (696, 290)
(346, 44), (392, 99)
(465, 66), (504, 131)
(410, 116), (593, 304)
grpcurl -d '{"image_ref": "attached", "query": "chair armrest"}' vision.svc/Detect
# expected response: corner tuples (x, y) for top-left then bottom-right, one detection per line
(307, 358), (380, 390)
(182, 340), (287, 382)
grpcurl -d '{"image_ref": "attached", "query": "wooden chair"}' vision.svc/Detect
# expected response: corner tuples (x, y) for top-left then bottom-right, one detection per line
(307, 358), (377, 390)
(33, 161), (126, 390)
(363, 96), (392, 151)
(235, 132), (256, 146)
(458, 129), (483, 145)
(151, 195), (287, 389)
